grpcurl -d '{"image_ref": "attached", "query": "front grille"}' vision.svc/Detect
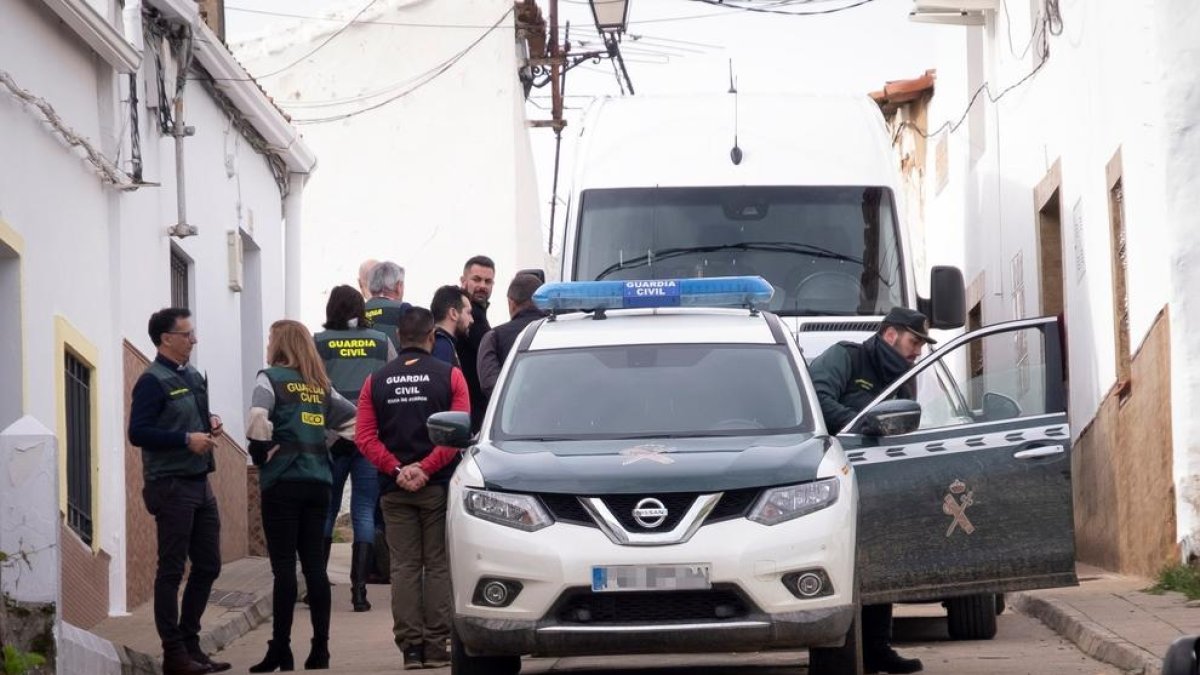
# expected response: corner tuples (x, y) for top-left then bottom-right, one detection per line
(539, 494), (596, 527)
(708, 488), (761, 522)
(602, 493), (696, 532)
(799, 321), (881, 333)
(553, 586), (751, 624)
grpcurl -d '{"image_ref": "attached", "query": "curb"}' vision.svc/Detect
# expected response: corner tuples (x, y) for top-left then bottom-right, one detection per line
(1012, 591), (1162, 675)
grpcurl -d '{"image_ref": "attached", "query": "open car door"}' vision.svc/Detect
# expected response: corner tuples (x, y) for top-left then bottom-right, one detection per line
(838, 317), (1077, 605)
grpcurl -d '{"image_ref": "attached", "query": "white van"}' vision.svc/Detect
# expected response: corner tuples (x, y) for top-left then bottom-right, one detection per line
(557, 93), (966, 354)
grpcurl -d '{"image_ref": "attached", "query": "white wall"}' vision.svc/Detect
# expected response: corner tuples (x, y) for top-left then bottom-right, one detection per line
(233, 0), (542, 329)
(1, 0), (296, 615)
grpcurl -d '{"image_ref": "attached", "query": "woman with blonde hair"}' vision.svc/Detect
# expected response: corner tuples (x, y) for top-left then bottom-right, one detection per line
(246, 320), (356, 671)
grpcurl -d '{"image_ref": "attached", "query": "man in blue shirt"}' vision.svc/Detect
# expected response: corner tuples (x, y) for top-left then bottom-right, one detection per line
(128, 308), (229, 674)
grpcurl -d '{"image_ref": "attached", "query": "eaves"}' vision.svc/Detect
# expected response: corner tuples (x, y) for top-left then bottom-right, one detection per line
(41, 0), (141, 73)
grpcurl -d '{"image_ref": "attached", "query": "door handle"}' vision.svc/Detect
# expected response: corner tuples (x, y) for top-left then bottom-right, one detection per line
(1014, 445), (1065, 460)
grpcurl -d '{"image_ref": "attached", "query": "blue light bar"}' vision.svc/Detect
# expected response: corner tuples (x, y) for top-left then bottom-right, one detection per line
(533, 276), (774, 312)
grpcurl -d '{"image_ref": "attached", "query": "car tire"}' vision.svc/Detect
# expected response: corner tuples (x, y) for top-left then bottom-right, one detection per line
(946, 594), (998, 641)
(809, 603), (864, 675)
(995, 593), (1006, 616)
(450, 632), (520, 675)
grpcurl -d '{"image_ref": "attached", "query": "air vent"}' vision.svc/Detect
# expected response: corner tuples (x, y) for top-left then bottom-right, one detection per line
(798, 321), (880, 333)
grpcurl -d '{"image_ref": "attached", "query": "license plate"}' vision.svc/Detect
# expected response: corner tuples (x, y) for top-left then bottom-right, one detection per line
(591, 564), (711, 592)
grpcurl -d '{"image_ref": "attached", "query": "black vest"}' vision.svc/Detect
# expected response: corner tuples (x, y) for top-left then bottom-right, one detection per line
(364, 297), (411, 352)
(835, 339), (915, 414)
(492, 307), (548, 367)
(368, 348), (457, 487)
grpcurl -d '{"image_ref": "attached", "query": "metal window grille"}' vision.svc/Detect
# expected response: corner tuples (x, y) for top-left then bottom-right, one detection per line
(65, 352), (93, 545)
(170, 247), (189, 309)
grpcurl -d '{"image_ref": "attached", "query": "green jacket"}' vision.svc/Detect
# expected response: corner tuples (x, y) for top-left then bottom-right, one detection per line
(249, 367), (356, 491)
(138, 361), (214, 480)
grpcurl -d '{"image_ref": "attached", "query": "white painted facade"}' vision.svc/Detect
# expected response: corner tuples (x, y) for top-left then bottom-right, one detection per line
(911, 0), (1200, 558)
(232, 0), (543, 330)
(0, 0), (313, 628)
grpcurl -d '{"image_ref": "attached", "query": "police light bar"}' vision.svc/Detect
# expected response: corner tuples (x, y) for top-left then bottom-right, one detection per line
(533, 276), (774, 312)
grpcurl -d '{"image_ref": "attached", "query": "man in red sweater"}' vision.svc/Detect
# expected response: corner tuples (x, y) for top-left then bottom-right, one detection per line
(356, 307), (469, 670)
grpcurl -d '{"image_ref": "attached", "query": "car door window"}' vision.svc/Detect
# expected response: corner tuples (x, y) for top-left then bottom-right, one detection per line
(910, 325), (1050, 431)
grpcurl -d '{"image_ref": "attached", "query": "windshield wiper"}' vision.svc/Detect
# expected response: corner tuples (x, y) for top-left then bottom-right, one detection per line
(594, 241), (863, 280)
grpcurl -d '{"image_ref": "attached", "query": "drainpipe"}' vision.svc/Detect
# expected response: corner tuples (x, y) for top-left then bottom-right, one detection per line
(167, 95), (197, 237)
(283, 172), (307, 318)
(123, 0), (144, 50)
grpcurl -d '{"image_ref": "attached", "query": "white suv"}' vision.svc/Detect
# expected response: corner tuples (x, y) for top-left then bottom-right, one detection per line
(427, 278), (863, 675)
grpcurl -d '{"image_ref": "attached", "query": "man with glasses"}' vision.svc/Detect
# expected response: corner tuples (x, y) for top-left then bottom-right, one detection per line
(808, 306), (936, 674)
(128, 308), (228, 674)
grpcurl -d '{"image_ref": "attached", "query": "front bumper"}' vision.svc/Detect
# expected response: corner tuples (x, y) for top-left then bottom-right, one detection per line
(455, 604), (856, 657)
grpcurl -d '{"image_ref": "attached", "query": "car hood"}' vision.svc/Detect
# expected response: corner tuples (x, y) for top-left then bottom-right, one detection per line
(472, 433), (830, 494)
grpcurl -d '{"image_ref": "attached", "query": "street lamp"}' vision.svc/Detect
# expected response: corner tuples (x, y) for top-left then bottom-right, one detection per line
(589, 0), (630, 33)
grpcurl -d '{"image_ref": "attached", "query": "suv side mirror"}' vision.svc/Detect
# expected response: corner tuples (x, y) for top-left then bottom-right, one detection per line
(927, 266), (966, 329)
(427, 411), (473, 448)
(981, 391), (1022, 422)
(852, 399), (922, 437)
(516, 268), (546, 283)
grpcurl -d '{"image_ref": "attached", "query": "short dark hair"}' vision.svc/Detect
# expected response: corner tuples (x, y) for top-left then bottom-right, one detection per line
(148, 307), (191, 346)
(507, 273), (544, 307)
(431, 285), (469, 322)
(396, 306), (435, 348)
(324, 285), (367, 330)
(463, 255), (495, 273)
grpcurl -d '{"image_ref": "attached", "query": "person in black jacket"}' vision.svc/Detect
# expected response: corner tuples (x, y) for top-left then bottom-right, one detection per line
(455, 255), (495, 431)
(807, 306), (935, 675)
(128, 308), (229, 675)
(477, 273), (547, 396)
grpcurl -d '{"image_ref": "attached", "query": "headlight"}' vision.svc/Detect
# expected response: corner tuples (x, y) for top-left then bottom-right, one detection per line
(748, 478), (840, 526)
(463, 489), (553, 532)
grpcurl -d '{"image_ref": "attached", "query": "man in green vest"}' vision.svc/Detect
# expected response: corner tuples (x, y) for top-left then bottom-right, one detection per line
(364, 261), (412, 353)
(128, 308), (229, 675)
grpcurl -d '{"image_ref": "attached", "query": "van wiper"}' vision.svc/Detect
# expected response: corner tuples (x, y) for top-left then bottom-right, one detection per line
(594, 241), (863, 281)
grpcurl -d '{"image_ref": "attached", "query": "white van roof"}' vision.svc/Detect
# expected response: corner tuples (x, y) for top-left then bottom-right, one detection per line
(572, 93), (898, 191)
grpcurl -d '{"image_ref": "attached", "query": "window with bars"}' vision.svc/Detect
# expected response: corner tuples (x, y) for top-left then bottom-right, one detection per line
(1110, 176), (1131, 397)
(65, 352), (93, 545)
(170, 247), (190, 309)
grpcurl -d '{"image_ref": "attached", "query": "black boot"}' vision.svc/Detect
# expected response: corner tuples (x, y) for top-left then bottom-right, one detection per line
(864, 647), (923, 674)
(303, 638), (330, 670)
(350, 541), (372, 612)
(249, 639), (294, 673)
(161, 644), (209, 675)
(183, 637), (231, 673)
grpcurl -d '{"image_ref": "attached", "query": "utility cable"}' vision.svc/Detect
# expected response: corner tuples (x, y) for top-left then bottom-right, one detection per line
(254, 0), (378, 80)
(685, 0), (879, 16)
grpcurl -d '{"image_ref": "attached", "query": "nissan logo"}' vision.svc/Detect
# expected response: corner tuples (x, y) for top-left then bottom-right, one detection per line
(632, 498), (669, 529)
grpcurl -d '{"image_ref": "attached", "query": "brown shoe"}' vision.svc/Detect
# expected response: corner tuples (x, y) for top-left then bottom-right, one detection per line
(162, 650), (211, 675)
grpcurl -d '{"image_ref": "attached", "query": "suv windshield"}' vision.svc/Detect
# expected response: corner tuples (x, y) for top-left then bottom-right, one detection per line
(574, 186), (905, 316)
(493, 344), (811, 441)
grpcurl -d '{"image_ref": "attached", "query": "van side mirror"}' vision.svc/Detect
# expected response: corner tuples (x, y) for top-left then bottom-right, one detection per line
(850, 399), (922, 437)
(427, 411), (473, 448)
(517, 268), (546, 283)
(928, 266), (966, 329)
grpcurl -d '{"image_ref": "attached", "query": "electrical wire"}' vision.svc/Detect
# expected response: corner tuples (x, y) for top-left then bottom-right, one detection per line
(224, 4), (503, 28)
(290, 7), (514, 125)
(897, 56), (1049, 142)
(252, 0), (378, 80)
(685, 0), (879, 16)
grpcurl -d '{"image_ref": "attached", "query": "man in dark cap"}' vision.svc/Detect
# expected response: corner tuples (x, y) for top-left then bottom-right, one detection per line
(807, 306), (935, 674)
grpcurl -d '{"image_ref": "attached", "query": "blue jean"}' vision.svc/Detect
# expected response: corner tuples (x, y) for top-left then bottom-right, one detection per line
(325, 448), (379, 543)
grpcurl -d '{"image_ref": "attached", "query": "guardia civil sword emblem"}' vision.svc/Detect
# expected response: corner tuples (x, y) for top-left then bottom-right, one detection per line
(943, 480), (975, 537)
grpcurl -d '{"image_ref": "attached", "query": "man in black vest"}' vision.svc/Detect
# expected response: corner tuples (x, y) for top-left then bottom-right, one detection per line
(455, 255), (495, 432)
(477, 273), (547, 396)
(429, 285), (473, 367)
(365, 261), (412, 353)
(128, 308), (229, 674)
(355, 308), (470, 670)
(808, 306), (935, 675)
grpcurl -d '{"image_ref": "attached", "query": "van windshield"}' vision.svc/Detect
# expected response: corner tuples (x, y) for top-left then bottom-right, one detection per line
(574, 186), (905, 316)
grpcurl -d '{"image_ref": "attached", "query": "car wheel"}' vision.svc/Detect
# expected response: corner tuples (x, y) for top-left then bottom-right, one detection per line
(1161, 634), (1199, 675)
(946, 594), (998, 640)
(995, 593), (1006, 616)
(451, 632), (520, 675)
(809, 603), (864, 675)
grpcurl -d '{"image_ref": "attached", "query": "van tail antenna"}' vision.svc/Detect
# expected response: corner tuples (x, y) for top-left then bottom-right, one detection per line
(728, 59), (743, 166)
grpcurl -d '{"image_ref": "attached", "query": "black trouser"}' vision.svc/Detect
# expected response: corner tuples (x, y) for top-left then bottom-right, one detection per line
(262, 481), (332, 645)
(143, 475), (222, 653)
(862, 603), (894, 653)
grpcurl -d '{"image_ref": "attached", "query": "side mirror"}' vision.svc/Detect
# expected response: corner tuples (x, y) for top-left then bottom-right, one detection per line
(427, 411), (473, 448)
(981, 391), (1022, 422)
(852, 399), (922, 437)
(516, 268), (546, 283)
(927, 265), (966, 329)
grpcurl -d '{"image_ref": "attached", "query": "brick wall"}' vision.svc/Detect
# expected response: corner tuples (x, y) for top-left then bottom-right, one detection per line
(1073, 308), (1177, 577)
(122, 341), (251, 610)
(60, 522), (110, 629)
(247, 466), (266, 557)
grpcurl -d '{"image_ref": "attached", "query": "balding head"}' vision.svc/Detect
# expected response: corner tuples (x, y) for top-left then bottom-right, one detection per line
(358, 259), (378, 298)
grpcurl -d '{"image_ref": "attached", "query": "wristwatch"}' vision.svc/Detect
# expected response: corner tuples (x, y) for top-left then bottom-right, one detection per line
(390, 465), (403, 479)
